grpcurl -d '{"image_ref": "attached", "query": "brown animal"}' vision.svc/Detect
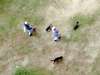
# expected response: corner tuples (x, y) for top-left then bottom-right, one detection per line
(50, 56), (63, 64)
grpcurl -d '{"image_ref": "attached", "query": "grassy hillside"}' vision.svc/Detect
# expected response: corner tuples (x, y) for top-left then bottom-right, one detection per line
(0, 0), (100, 75)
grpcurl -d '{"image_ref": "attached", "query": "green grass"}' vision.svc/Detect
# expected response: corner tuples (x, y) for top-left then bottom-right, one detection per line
(0, 0), (50, 55)
(90, 52), (100, 75)
(67, 7), (100, 42)
(0, 0), (49, 25)
(4, 0), (48, 25)
(67, 7), (100, 43)
(0, 0), (49, 37)
(14, 67), (53, 75)
(0, 0), (11, 13)
(70, 13), (95, 28)
(67, 13), (96, 42)
(0, 0), (49, 28)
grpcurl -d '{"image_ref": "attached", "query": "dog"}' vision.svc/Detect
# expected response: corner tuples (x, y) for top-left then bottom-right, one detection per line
(50, 56), (63, 64)
(45, 24), (52, 32)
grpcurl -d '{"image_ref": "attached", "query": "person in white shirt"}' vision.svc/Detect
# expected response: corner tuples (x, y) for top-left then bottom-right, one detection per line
(23, 21), (36, 36)
(51, 26), (61, 41)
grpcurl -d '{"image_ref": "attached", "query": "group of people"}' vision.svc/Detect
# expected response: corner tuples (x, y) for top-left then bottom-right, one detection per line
(45, 24), (61, 41)
(23, 21), (61, 42)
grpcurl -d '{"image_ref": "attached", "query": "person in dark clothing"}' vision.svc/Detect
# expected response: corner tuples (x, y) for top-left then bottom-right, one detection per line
(73, 21), (80, 30)
(23, 21), (36, 36)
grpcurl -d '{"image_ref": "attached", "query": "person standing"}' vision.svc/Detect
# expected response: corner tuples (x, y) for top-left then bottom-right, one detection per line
(51, 26), (61, 41)
(23, 21), (36, 36)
